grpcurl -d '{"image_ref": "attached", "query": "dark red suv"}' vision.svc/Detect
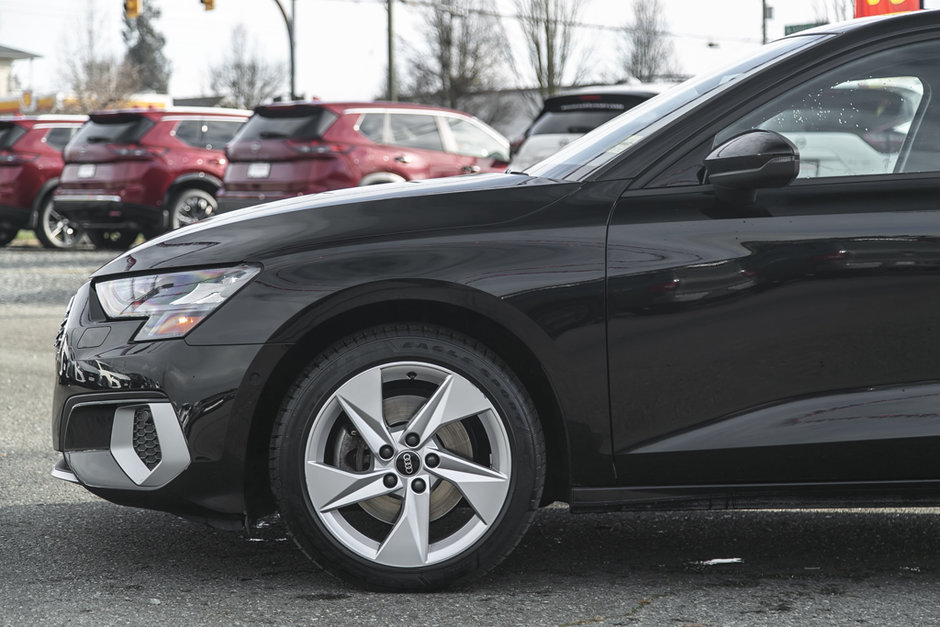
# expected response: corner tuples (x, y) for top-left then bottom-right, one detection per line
(218, 101), (510, 212)
(0, 115), (86, 248)
(54, 107), (249, 249)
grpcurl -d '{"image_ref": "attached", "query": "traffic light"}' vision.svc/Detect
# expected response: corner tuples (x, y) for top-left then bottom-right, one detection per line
(124, 0), (140, 18)
(201, 0), (214, 10)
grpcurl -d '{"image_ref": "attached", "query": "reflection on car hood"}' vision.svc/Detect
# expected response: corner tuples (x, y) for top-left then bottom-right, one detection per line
(95, 173), (576, 276)
(509, 134), (582, 172)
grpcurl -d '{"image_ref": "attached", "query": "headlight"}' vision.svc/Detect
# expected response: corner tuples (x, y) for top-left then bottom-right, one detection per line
(95, 264), (260, 341)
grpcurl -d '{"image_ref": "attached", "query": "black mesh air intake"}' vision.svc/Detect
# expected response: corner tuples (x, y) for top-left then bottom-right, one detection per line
(132, 408), (162, 470)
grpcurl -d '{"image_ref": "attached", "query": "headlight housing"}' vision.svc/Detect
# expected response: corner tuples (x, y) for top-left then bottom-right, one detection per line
(95, 264), (260, 341)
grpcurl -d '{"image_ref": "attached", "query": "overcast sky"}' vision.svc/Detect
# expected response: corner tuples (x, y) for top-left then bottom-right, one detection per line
(0, 0), (938, 102)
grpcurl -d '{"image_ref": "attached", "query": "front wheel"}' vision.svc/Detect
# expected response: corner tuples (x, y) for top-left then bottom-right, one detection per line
(270, 325), (545, 590)
(35, 196), (83, 249)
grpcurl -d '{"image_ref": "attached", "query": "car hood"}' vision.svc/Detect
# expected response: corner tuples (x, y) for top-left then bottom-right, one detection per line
(94, 173), (577, 276)
(509, 134), (582, 172)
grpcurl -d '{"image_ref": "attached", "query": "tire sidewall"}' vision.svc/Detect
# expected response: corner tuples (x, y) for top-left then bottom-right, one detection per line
(170, 188), (216, 230)
(0, 227), (15, 247)
(35, 195), (77, 249)
(272, 326), (544, 590)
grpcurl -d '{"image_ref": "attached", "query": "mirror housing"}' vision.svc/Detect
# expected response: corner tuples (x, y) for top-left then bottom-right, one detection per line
(704, 130), (799, 204)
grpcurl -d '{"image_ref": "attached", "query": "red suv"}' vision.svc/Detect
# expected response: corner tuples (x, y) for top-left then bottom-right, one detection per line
(0, 115), (86, 248)
(54, 107), (250, 249)
(218, 101), (510, 212)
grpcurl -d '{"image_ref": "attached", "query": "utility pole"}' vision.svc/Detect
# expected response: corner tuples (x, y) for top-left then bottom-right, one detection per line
(272, 0), (297, 100)
(762, 0), (773, 44)
(387, 0), (397, 101)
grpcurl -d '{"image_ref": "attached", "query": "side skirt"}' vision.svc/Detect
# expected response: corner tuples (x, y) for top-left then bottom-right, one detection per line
(569, 480), (940, 513)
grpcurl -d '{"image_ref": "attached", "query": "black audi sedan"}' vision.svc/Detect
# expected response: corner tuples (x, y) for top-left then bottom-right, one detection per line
(53, 11), (940, 590)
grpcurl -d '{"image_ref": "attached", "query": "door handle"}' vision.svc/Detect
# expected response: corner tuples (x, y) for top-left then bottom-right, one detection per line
(394, 155), (412, 164)
(461, 165), (481, 174)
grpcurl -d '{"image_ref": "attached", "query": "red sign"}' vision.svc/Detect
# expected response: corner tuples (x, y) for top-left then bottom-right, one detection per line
(855, 0), (923, 17)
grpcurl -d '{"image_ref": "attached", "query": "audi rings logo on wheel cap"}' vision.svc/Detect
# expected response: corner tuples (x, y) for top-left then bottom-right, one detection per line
(396, 451), (421, 476)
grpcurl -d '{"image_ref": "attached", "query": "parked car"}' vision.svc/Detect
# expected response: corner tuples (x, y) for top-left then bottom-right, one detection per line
(217, 101), (510, 212)
(53, 10), (940, 591)
(53, 107), (250, 250)
(0, 115), (85, 248)
(508, 85), (661, 171)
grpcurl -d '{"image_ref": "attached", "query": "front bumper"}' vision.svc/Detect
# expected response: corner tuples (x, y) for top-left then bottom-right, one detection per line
(53, 195), (167, 233)
(52, 281), (273, 522)
(57, 397), (191, 490)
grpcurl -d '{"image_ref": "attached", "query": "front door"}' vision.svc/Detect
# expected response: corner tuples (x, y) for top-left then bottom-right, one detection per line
(607, 38), (940, 487)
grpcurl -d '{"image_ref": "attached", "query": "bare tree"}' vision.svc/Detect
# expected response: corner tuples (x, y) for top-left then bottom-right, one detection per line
(623, 0), (675, 83)
(813, 0), (854, 22)
(398, 0), (512, 123)
(60, 6), (139, 112)
(209, 25), (285, 109)
(514, 0), (587, 100)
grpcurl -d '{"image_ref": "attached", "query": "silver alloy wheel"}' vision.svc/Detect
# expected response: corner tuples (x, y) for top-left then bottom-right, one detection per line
(39, 197), (82, 249)
(171, 189), (216, 229)
(303, 361), (512, 568)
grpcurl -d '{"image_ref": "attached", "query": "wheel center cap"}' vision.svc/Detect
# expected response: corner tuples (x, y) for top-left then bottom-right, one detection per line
(395, 451), (421, 476)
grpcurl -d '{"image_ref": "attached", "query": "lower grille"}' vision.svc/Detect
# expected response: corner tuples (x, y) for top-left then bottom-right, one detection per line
(132, 408), (162, 470)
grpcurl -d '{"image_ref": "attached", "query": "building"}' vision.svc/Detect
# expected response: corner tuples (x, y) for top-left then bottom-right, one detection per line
(0, 44), (39, 98)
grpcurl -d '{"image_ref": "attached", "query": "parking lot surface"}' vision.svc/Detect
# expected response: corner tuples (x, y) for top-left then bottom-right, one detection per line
(3, 244), (940, 625)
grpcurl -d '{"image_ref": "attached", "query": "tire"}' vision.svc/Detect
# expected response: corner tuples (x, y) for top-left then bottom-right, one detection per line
(35, 195), (83, 249)
(270, 324), (545, 590)
(0, 227), (16, 247)
(169, 188), (217, 230)
(357, 172), (406, 186)
(86, 229), (138, 251)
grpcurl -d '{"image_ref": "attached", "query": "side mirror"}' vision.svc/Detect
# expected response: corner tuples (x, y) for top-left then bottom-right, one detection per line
(704, 130), (799, 204)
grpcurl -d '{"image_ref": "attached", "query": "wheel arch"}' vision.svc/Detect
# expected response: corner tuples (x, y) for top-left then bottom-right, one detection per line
(31, 177), (60, 216)
(357, 171), (407, 186)
(163, 172), (222, 205)
(242, 288), (571, 520)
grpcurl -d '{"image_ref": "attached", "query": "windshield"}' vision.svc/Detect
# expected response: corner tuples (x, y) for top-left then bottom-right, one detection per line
(525, 34), (831, 181)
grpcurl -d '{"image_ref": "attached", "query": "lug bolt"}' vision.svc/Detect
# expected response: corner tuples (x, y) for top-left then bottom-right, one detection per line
(383, 474), (398, 488)
(425, 453), (440, 468)
(412, 478), (427, 494)
(379, 445), (394, 460)
(405, 432), (420, 447)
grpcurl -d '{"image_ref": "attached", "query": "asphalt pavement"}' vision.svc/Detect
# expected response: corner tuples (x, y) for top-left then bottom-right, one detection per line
(3, 243), (940, 625)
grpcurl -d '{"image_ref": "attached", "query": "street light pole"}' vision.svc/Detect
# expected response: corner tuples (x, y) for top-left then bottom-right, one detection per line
(272, 0), (297, 100)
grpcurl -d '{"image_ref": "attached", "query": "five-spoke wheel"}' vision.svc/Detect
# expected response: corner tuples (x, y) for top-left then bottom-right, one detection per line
(271, 325), (544, 590)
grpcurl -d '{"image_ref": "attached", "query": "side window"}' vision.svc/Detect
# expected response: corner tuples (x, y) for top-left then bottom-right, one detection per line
(388, 114), (444, 151)
(204, 121), (242, 150)
(444, 117), (508, 161)
(650, 40), (940, 187)
(357, 113), (386, 143)
(45, 127), (77, 151)
(173, 120), (203, 147)
(717, 76), (924, 179)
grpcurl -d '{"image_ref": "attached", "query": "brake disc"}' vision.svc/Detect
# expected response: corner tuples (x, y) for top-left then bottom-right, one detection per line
(333, 394), (472, 524)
